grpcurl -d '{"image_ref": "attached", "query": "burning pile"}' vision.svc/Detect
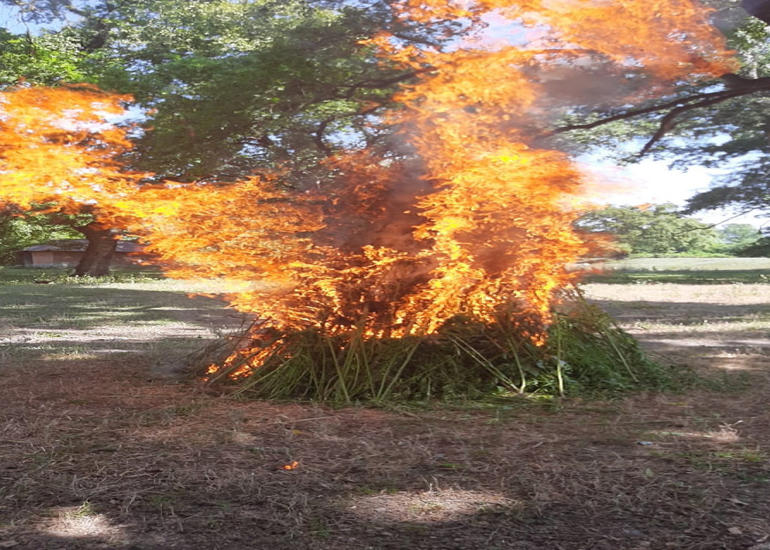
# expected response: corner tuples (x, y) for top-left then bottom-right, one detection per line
(0, 1), (733, 400)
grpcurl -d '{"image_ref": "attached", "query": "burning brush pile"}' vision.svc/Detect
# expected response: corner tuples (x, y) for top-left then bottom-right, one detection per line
(196, 290), (672, 401)
(0, 1), (733, 401)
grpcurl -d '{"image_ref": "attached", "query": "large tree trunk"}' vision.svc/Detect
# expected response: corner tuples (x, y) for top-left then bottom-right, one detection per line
(74, 222), (119, 276)
(743, 0), (770, 24)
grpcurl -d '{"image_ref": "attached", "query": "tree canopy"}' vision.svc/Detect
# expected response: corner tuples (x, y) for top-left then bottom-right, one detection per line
(0, 0), (437, 272)
(576, 204), (722, 256)
(551, 1), (770, 220)
(0, 0), (764, 277)
(1, 0), (450, 182)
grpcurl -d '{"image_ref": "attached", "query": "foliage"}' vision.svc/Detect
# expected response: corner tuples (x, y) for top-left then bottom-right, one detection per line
(716, 222), (763, 251)
(0, 0), (445, 182)
(0, 28), (89, 85)
(196, 292), (677, 402)
(736, 235), (770, 256)
(559, 12), (770, 217)
(0, 210), (81, 264)
(88, 0), (401, 180)
(576, 204), (720, 255)
(672, 19), (770, 216)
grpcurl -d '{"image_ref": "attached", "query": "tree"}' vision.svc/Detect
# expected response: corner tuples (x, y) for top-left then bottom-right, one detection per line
(0, 21), (125, 274)
(716, 222), (763, 250)
(576, 204), (721, 256)
(735, 236), (770, 255)
(551, 1), (770, 221)
(0, 85), (141, 275)
(0, 1), (441, 273)
(0, 0), (743, 280)
(0, 208), (81, 264)
(0, 28), (88, 85)
(1, 0), (452, 182)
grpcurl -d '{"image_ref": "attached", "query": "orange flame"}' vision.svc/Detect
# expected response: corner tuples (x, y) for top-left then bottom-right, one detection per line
(0, 1), (734, 380)
(0, 85), (142, 214)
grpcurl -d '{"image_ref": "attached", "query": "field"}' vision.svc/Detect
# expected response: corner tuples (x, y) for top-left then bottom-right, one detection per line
(1, 263), (769, 549)
(583, 256), (770, 284)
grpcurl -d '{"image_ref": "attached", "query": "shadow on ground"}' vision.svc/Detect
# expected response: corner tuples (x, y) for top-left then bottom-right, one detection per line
(583, 268), (770, 285)
(0, 285), (246, 330)
(0, 283), (768, 549)
(0, 285), (250, 370)
(1, 359), (768, 549)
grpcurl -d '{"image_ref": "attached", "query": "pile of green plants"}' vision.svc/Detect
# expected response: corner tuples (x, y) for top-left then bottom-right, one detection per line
(196, 291), (679, 403)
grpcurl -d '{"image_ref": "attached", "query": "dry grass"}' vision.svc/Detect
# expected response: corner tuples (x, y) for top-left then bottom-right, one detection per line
(0, 279), (769, 549)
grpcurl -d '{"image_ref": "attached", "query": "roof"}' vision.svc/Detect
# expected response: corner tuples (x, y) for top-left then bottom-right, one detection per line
(22, 239), (146, 253)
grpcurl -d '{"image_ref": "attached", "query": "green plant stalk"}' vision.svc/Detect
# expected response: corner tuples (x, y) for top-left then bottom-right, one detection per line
(360, 340), (376, 398)
(375, 341), (404, 398)
(233, 354), (293, 395)
(449, 335), (519, 391)
(505, 337), (527, 393)
(376, 339), (422, 401)
(344, 328), (369, 400)
(309, 338), (326, 397)
(605, 330), (638, 383)
(554, 322), (565, 397)
(327, 337), (351, 402)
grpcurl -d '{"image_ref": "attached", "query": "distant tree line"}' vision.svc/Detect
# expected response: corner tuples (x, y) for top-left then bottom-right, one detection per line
(576, 204), (765, 257)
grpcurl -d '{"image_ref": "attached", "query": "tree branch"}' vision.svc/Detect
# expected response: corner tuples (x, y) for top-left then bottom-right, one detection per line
(550, 90), (724, 134)
(313, 102), (385, 156)
(551, 77), (770, 155)
(335, 67), (435, 100)
(638, 89), (761, 155)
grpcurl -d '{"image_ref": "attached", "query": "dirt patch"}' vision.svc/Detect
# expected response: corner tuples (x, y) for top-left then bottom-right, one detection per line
(1, 282), (769, 549)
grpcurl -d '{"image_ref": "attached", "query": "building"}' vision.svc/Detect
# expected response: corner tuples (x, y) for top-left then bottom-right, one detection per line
(18, 239), (150, 268)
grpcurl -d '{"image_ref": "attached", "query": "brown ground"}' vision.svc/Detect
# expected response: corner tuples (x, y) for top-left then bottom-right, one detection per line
(1, 282), (769, 549)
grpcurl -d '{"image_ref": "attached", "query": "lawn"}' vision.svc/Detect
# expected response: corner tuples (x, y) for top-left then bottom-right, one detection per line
(1, 265), (769, 549)
(582, 256), (770, 284)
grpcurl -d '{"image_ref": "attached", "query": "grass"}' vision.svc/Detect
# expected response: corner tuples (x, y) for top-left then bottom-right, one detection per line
(0, 265), (165, 284)
(582, 257), (770, 284)
(0, 267), (249, 366)
(1, 270), (769, 549)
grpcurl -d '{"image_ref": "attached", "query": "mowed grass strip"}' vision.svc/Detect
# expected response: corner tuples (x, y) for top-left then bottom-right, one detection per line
(582, 257), (770, 284)
(0, 267), (251, 366)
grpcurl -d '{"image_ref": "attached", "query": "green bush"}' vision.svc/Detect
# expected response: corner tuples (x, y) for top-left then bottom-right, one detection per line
(736, 236), (770, 257)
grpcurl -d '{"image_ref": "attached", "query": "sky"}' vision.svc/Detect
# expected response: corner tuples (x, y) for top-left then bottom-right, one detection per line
(587, 158), (767, 229)
(0, 5), (58, 34)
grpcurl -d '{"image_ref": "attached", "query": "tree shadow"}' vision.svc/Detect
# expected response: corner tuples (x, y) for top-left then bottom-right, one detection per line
(4, 390), (768, 550)
(0, 285), (247, 331)
(0, 284), (250, 367)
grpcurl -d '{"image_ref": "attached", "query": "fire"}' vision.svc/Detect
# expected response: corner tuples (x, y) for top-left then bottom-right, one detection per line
(0, 2), (733, 384)
(0, 85), (141, 214)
